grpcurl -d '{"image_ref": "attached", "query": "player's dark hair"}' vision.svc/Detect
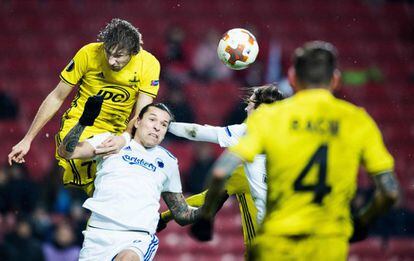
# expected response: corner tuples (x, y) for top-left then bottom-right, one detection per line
(244, 83), (285, 108)
(131, 103), (175, 137)
(97, 18), (142, 55)
(293, 41), (337, 86)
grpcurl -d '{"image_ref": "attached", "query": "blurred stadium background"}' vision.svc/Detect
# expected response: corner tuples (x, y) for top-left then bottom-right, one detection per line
(0, 0), (413, 260)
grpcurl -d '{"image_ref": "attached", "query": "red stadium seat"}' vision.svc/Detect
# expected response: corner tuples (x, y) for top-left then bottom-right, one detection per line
(348, 237), (385, 260)
(386, 238), (414, 260)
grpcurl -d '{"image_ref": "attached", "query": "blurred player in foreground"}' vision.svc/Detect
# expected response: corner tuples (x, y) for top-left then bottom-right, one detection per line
(58, 97), (201, 261)
(157, 84), (285, 250)
(192, 41), (400, 260)
(8, 18), (160, 195)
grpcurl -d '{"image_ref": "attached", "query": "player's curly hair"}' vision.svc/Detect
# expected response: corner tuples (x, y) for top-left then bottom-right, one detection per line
(244, 83), (285, 108)
(293, 41), (337, 86)
(97, 18), (143, 55)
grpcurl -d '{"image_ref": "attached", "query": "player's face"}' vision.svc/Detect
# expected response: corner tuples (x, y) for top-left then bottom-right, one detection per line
(104, 45), (131, 71)
(245, 94), (256, 116)
(134, 107), (171, 148)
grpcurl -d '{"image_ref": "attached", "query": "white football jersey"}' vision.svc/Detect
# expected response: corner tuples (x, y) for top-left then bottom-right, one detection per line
(216, 124), (267, 223)
(83, 133), (182, 234)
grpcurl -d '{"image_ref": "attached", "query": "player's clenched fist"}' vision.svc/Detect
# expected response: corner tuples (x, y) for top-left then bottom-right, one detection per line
(79, 95), (104, 126)
(189, 217), (213, 241)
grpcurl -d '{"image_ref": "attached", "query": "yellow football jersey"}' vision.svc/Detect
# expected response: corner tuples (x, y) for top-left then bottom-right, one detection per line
(56, 43), (160, 192)
(230, 89), (394, 238)
(60, 42), (160, 134)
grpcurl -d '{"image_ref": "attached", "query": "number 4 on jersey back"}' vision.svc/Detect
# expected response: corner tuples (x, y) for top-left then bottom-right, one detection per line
(294, 144), (332, 204)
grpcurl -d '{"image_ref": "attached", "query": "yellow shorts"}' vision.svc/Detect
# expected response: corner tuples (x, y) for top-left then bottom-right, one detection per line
(57, 156), (97, 196)
(248, 234), (348, 261)
(55, 119), (117, 196)
(235, 193), (259, 249)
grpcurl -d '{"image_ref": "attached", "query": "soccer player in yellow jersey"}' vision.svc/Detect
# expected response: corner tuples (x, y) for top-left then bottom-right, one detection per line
(157, 84), (285, 250)
(8, 18), (160, 195)
(191, 41), (400, 260)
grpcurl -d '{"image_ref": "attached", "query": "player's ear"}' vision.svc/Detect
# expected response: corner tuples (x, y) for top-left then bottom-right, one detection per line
(288, 67), (299, 92)
(330, 69), (341, 92)
(133, 118), (140, 128)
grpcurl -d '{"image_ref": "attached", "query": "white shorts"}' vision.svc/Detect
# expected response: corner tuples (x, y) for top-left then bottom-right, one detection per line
(79, 225), (159, 261)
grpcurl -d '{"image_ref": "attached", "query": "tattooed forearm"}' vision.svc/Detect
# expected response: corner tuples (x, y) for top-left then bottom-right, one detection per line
(375, 171), (400, 197)
(60, 123), (86, 157)
(357, 171), (400, 225)
(162, 192), (202, 226)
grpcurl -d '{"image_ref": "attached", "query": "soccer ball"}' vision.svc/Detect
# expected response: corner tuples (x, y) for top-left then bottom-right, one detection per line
(217, 28), (259, 70)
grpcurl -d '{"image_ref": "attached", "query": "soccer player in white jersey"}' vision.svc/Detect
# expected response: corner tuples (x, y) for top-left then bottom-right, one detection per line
(58, 97), (202, 261)
(168, 84), (284, 224)
(157, 85), (285, 251)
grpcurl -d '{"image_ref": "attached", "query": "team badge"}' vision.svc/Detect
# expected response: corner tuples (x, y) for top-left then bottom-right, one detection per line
(156, 158), (164, 168)
(150, 80), (159, 86)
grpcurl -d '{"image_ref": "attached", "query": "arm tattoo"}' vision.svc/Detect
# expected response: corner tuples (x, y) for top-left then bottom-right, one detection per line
(375, 171), (400, 195)
(187, 126), (198, 138)
(61, 123), (86, 155)
(357, 171), (399, 224)
(162, 192), (202, 226)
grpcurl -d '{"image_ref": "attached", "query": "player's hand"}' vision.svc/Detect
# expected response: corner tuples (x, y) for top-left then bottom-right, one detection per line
(79, 95), (104, 126)
(189, 217), (213, 242)
(8, 138), (31, 165)
(156, 214), (168, 233)
(349, 216), (369, 243)
(95, 135), (126, 156)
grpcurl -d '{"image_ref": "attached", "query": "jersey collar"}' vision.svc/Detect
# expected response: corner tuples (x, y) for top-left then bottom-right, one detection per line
(294, 88), (333, 100)
(128, 139), (157, 152)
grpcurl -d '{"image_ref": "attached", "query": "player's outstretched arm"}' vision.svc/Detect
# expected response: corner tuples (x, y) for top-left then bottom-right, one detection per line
(189, 151), (243, 241)
(350, 171), (400, 242)
(8, 81), (72, 165)
(161, 192), (203, 226)
(58, 123), (95, 160)
(159, 190), (207, 227)
(157, 190), (229, 233)
(94, 132), (130, 157)
(168, 122), (221, 144)
(201, 151), (243, 218)
(58, 95), (104, 160)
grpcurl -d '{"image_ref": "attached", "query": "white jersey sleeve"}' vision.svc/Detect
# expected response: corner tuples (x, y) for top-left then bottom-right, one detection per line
(85, 132), (113, 149)
(160, 148), (182, 193)
(168, 122), (247, 148)
(168, 122), (220, 143)
(216, 124), (247, 147)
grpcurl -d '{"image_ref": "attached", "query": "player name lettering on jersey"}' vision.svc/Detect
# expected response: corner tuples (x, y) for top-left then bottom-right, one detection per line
(122, 154), (156, 172)
(291, 118), (339, 136)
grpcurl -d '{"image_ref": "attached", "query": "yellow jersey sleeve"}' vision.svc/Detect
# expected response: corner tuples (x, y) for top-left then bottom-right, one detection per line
(60, 44), (90, 86)
(360, 110), (394, 175)
(229, 106), (269, 162)
(138, 53), (160, 98)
